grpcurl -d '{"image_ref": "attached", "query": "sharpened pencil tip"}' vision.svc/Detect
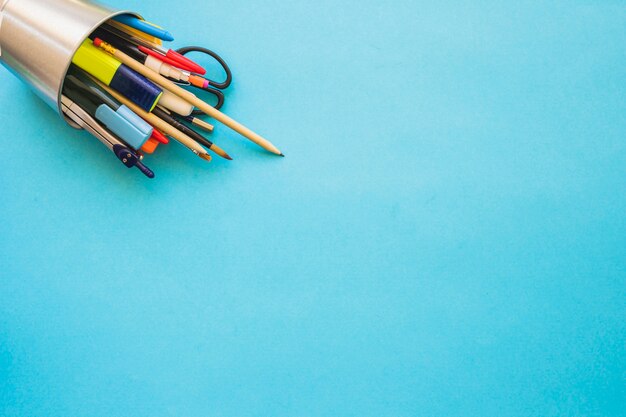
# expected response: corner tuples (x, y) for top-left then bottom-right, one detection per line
(279, 153), (285, 157)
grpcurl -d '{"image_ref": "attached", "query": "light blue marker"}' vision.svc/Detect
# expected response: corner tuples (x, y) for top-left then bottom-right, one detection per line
(96, 104), (152, 151)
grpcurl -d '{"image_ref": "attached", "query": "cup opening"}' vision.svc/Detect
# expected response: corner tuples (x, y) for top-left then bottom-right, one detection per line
(60, 11), (141, 128)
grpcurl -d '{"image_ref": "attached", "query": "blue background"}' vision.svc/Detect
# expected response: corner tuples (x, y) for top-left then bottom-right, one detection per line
(1, 0), (624, 416)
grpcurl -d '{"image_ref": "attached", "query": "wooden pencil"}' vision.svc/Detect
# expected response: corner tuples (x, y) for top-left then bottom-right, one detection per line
(93, 78), (212, 162)
(152, 106), (232, 160)
(94, 39), (283, 156)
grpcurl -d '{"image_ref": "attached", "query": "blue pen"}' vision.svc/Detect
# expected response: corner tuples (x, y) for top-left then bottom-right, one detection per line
(114, 15), (175, 42)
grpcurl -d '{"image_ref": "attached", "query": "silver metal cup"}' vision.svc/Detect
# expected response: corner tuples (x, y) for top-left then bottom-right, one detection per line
(0, 0), (138, 126)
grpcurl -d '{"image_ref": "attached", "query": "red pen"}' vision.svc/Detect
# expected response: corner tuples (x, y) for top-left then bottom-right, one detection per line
(138, 45), (206, 75)
(101, 24), (207, 75)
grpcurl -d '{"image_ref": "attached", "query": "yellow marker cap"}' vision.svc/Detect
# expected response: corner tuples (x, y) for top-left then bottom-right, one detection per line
(71, 39), (121, 86)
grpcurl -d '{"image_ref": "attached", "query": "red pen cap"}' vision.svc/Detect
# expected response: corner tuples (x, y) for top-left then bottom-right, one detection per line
(151, 128), (169, 144)
(138, 46), (190, 71)
(138, 46), (206, 75)
(165, 50), (206, 75)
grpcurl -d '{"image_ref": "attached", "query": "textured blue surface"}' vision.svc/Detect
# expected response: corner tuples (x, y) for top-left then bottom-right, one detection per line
(0, 1), (625, 416)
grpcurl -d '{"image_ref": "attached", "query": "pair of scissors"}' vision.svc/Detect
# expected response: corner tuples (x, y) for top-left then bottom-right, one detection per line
(174, 46), (233, 113)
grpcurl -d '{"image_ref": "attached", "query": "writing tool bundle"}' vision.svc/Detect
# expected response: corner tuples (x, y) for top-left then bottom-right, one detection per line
(62, 15), (282, 178)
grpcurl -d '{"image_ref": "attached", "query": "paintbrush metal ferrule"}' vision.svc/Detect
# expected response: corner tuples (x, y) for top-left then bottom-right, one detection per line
(182, 115), (214, 132)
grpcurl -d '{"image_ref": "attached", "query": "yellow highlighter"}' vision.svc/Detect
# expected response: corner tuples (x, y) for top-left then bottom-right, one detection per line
(71, 39), (162, 112)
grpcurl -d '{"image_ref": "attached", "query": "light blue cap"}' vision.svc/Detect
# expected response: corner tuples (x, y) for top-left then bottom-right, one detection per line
(95, 104), (152, 150)
(117, 105), (152, 138)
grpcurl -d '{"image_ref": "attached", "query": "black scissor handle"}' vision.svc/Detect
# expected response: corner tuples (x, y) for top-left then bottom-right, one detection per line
(176, 46), (232, 89)
(176, 46), (232, 112)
